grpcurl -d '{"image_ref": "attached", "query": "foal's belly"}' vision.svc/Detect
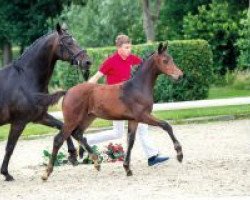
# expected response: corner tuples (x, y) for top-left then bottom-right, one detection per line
(90, 85), (133, 120)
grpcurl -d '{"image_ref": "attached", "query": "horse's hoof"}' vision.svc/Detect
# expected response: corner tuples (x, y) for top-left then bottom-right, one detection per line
(94, 165), (101, 171)
(126, 170), (133, 176)
(68, 156), (79, 166)
(177, 154), (183, 163)
(5, 174), (14, 181)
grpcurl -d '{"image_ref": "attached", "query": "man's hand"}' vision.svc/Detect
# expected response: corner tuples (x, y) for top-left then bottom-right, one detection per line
(88, 71), (104, 83)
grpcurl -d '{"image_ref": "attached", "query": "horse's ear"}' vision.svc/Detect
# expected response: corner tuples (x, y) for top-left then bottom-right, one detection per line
(158, 43), (164, 54)
(56, 23), (63, 35)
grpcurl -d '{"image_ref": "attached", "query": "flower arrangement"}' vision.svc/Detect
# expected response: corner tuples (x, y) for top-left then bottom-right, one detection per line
(105, 143), (125, 162)
(42, 143), (125, 166)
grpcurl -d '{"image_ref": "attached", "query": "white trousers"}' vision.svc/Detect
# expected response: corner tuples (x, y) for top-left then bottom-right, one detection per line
(86, 120), (159, 158)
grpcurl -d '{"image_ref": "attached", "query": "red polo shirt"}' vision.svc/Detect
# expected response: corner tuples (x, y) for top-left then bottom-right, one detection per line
(99, 52), (142, 85)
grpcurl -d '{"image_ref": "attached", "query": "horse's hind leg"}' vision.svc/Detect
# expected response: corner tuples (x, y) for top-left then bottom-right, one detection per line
(123, 120), (138, 176)
(1, 122), (26, 181)
(36, 113), (78, 165)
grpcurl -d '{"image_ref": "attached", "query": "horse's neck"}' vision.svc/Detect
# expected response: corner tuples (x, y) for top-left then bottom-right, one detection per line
(17, 34), (57, 91)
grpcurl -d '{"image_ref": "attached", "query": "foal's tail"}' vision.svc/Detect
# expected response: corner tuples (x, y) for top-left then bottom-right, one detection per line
(34, 91), (67, 107)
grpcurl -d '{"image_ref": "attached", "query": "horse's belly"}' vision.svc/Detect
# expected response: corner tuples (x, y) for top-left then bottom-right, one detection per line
(0, 106), (11, 124)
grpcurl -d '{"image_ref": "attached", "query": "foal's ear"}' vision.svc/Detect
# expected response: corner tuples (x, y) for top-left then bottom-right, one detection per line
(56, 23), (63, 35)
(158, 43), (164, 54)
(162, 42), (168, 52)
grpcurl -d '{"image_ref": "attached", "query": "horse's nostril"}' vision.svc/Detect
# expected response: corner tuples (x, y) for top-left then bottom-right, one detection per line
(86, 60), (92, 66)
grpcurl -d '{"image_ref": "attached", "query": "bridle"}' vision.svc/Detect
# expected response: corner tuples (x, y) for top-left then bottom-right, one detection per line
(58, 34), (90, 81)
(59, 34), (87, 66)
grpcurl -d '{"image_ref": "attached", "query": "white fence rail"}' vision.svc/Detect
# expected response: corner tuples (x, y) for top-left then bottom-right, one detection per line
(50, 97), (250, 119)
(153, 97), (250, 111)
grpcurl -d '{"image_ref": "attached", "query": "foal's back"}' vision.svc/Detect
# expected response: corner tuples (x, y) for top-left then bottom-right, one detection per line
(63, 83), (133, 123)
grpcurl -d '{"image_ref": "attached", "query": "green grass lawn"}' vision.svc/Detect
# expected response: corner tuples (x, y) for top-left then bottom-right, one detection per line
(208, 86), (250, 99)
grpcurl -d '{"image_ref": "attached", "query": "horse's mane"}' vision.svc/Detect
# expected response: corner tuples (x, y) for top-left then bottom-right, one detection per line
(22, 33), (51, 56)
(13, 31), (54, 68)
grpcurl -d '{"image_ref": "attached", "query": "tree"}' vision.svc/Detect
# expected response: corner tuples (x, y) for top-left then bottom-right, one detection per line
(156, 0), (212, 41)
(141, 0), (162, 42)
(183, 0), (242, 74)
(59, 0), (145, 47)
(0, 0), (86, 66)
(237, 9), (250, 70)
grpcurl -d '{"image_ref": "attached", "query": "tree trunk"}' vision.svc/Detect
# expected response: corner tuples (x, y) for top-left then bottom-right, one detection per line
(141, 0), (161, 42)
(3, 41), (12, 66)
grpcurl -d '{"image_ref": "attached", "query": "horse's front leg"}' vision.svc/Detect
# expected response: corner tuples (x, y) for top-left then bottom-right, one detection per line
(140, 114), (183, 163)
(123, 120), (138, 176)
(36, 113), (78, 165)
(1, 122), (26, 181)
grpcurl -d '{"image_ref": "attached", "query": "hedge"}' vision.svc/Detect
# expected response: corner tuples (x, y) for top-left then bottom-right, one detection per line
(50, 39), (213, 102)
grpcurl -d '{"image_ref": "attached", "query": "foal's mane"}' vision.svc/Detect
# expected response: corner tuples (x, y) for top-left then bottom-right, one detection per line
(132, 51), (154, 76)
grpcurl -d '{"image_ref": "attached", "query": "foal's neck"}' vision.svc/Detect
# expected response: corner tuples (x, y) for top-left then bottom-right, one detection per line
(129, 58), (159, 94)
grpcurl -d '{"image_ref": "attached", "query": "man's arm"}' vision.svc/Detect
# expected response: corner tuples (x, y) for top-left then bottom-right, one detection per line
(88, 71), (104, 83)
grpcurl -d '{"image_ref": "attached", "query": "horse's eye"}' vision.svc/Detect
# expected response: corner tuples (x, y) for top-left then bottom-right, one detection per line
(163, 60), (168, 64)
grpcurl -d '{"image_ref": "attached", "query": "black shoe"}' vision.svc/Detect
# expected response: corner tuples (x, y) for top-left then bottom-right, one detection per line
(148, 155), (169, 166)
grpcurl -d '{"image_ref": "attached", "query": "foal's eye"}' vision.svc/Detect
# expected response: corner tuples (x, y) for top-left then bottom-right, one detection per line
(163, 60), (168, 64)
(67, 41), (73, 45)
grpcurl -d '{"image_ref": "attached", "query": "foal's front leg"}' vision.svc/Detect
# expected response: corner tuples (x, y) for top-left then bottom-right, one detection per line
(42, 131), (65, 181)
(141, 114), (183, 162)
(123, 120), (138, 176)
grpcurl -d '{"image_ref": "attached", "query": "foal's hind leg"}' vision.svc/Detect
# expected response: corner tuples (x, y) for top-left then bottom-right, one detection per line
(123, 120), (138, 176)
(140, 114), (183, 162)
(71, 128), (100, 171)
(1, 122), (26, 181)
(36, 113), (78, 165)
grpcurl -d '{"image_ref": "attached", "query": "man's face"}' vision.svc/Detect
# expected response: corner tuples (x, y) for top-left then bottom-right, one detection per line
(117, 43), (132, 59)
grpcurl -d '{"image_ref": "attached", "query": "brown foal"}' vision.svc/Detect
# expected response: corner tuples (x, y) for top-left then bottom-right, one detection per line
(42, 43), (183, 180)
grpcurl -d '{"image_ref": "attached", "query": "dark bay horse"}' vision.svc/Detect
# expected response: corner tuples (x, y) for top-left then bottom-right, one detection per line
(0, 24), (91, 181)
(42, 43), (183, 180)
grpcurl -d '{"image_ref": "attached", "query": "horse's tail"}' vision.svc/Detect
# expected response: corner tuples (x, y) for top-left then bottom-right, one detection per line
(34, 91), (67, 107)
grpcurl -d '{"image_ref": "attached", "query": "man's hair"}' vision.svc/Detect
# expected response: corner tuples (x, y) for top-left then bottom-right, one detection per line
(115, 34), (131, 47)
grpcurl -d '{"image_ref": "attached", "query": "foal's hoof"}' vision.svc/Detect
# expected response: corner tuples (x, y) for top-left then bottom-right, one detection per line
(177, 154), (183, 163)
(126, 170), (133, 176)
(68, 156), (79, 166)
(41, 173), (48, 181)
(94, 164), (101, 171)
(5, 174), (14, 181)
